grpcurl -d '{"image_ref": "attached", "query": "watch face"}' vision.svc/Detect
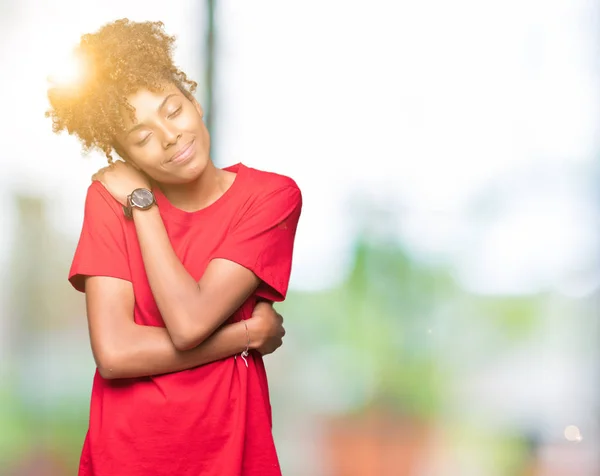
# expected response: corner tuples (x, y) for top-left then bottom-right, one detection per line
(130, 188), (155, 209)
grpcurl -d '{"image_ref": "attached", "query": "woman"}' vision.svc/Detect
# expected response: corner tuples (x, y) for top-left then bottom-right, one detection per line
(47, 19), (302, 476)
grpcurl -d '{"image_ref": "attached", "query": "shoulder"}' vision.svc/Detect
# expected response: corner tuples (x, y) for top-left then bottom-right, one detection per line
(83, 180), (127, 224)
(223, 164), (302, 226)
(241, 164), (301, 202)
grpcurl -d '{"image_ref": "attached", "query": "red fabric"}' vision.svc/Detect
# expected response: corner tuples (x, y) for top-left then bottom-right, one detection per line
(69, 163), (302, 476)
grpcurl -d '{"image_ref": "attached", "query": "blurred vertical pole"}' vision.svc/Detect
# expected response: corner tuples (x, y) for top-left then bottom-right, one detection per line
(204, 0), (217, 162)
(9, 196), (46, 358)
(0, 0), (20, 381)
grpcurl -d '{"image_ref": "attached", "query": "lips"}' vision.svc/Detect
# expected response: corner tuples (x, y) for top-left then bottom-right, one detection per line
(169, 140), (195, 164)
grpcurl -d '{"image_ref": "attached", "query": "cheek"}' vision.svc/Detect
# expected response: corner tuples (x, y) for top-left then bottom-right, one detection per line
(128, 147), (165, 173)
(196, 122), (211, 151)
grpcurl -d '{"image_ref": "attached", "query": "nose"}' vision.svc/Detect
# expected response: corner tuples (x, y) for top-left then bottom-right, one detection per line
(161, 125), (181, 149)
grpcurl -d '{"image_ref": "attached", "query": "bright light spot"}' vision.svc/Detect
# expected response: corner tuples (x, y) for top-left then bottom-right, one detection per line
(564, 425), (583, 442)
(48, 50), (89, 89)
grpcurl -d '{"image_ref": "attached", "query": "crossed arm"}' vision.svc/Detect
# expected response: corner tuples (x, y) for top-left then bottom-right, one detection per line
(132, 206), (263, 351)
(86, 276), (281, 380)
(84, 205), (283, 380)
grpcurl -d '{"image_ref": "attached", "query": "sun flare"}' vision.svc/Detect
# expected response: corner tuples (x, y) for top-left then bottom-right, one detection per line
(47, 49), (89, 89)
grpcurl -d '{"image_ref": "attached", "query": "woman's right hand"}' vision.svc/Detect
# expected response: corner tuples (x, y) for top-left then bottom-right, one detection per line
(246, 301), (286, 355)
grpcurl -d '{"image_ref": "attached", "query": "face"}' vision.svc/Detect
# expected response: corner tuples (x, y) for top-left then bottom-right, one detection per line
(115, 83), (211, 184)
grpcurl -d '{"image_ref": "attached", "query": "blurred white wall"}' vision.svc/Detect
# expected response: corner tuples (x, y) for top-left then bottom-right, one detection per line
(0, 0), (598, 295)
(217, 0), (600, 295)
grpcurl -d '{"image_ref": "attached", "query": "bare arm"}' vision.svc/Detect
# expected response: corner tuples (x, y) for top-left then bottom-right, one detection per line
(133, 207), (261, 350)
(86, 276), (284, 380)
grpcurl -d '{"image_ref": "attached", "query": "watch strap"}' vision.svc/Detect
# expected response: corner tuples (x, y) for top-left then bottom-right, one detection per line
(123, 194), (134, 219)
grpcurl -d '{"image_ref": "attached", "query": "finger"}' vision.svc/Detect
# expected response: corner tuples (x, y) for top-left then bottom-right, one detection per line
(254, 300), (272, 311)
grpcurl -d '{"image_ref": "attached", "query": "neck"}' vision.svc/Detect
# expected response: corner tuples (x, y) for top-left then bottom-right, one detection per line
(157, 160), (231, 212)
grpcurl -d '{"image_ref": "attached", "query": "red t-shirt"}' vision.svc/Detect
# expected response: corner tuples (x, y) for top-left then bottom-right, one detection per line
(69, 163), (302, 476)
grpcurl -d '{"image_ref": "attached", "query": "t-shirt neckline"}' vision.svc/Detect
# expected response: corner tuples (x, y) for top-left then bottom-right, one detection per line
(153, 162), (247, 224)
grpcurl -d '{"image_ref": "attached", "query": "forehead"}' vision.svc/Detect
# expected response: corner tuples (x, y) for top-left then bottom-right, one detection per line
(121, 83), (183, 125)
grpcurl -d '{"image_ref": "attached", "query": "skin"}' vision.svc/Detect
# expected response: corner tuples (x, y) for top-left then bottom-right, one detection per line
(89, 281), (284, 379)
(88, 83), (286, 376)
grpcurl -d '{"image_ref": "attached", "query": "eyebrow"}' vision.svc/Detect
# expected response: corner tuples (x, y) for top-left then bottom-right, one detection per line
(125, 93), (179, 137)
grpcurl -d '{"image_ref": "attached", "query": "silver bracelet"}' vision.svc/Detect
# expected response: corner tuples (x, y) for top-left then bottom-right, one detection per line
(240, 320), (250, 367)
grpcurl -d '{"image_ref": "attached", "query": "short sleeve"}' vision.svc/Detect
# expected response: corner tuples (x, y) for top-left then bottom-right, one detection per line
(68, 182), (131, 293)
(214, 185), (302, 301)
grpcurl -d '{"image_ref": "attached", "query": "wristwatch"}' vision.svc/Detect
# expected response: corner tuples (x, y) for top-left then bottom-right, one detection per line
(123, 188), (156, 219)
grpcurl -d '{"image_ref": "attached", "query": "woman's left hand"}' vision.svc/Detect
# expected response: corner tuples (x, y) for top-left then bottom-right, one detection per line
(246, 301), (285, 356)
(92, 161), (151, 206)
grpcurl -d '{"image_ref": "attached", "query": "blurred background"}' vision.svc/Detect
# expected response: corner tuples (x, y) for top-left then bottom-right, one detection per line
(1, 1), (599, 475)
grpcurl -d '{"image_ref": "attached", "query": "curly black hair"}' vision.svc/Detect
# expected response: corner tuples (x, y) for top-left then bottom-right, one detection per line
(46, 19), (197, 163)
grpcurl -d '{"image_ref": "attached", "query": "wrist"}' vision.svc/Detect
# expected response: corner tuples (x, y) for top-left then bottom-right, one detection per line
(243, 319), (259, 351)
(131, 204), (160, 219)
(124, 188), (156, 219)
(237, 319), (251, 367)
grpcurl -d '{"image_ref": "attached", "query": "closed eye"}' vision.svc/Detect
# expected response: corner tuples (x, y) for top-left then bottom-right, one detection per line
(168, 107), (182, 119)
(136, 134), (151, 146)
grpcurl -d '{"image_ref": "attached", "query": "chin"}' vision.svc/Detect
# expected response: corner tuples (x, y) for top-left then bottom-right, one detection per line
(163, 156), (209, 185)
(187, 154), (210, 176)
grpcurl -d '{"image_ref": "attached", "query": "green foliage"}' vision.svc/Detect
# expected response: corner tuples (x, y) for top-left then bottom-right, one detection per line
(472, 296), (541, 340)
(283, 235), (543, 420)
(0, 379), (88, 473)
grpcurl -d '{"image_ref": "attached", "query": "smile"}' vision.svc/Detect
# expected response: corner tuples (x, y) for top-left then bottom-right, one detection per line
(169, 140), (196, 165)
